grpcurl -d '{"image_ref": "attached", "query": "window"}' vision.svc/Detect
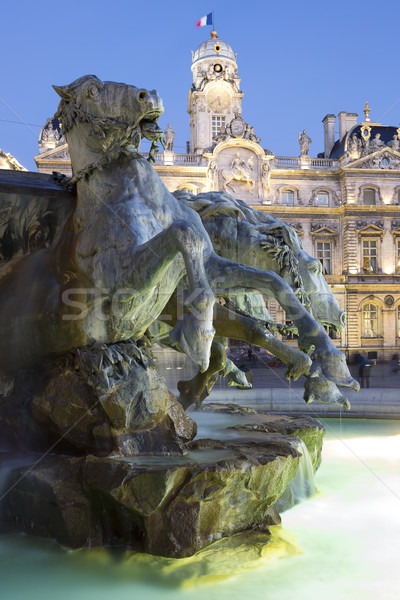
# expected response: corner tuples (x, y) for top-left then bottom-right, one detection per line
(281, 190), (294, 205)
(363, 240), (377, 273)
(316, 191), (329, 206)
(363, 303), (379, 338)
(211, 116), (225, 140)
(397, 190), (400, 205)
(363, 188), (376, 205)
(316, 242), (332, 274)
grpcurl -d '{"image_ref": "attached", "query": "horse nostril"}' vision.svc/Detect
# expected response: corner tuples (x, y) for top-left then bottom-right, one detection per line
(138, 89), (149, 101)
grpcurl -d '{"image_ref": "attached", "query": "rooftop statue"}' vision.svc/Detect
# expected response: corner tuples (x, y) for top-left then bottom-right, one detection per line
(164, 123), (175, 152)
(299, 129), (311, 156)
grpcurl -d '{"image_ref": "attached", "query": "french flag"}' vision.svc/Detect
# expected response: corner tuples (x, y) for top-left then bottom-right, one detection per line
(196, 13), (213, 28)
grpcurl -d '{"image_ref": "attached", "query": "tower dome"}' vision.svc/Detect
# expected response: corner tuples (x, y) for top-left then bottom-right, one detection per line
(192, 30), (236, 64)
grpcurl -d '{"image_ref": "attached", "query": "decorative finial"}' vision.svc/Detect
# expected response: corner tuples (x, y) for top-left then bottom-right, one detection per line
(363, 101), (371, 122)
(210, 29), (218, 39)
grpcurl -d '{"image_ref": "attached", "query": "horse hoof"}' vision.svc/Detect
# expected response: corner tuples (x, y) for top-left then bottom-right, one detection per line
(285, 354), (312, 381)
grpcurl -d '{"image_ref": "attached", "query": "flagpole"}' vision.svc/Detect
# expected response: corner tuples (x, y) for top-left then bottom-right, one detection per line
(212, 11), (215, 30)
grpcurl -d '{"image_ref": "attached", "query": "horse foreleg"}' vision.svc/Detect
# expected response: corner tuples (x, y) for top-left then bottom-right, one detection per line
(213, 303), (311, 381)
(205, 254), (359, 391)
(121, 220), (215, 371)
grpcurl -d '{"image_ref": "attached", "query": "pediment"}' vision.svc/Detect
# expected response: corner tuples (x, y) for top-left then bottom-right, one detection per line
(345, 147), (400, 170)
(34, 143), (70, 163)
(310, 224), (339, 236)
(355, 220), (385, 238)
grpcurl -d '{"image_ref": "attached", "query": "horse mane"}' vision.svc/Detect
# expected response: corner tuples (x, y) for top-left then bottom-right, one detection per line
(257, 229), (309, 307)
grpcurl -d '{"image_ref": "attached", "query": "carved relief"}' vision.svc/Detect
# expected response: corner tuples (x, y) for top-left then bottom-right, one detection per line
(311, 223), (339, 233)
(216, 113), (261, 143)
(216, 148), (258, 197)
(221, 152), (255, 194)
(358, 151), (400, 170)
(355, 220), (385, 239)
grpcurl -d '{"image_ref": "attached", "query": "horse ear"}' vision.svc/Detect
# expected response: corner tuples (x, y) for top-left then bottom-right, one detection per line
(53, 85), (74, 101)
(281, 224), (302, 250)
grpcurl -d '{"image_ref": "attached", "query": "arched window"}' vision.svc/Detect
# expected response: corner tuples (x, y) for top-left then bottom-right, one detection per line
(363, 188), (376, 205)
(397, 189), (400, 205)
(316, 191), (329, 206)
(363, 303), (379, 338)
(281, 190), (294, 205)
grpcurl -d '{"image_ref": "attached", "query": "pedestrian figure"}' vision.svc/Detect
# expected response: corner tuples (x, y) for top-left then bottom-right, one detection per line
(355, 353), (371, 388)
(390, 354), (399, 374)
(362, 359), (372, 389)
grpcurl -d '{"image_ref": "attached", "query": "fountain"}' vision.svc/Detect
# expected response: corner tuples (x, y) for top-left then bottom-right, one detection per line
(0, 76), (360, 561)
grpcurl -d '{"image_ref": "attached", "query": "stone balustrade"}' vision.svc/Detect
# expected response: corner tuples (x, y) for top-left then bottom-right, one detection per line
(142, 153), (202, 165)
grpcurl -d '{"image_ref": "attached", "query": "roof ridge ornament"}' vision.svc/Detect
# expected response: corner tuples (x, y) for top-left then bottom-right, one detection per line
(363, 101), (371, 122)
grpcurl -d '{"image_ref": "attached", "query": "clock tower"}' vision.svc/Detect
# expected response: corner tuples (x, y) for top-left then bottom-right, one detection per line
(188, 30), (243, 153)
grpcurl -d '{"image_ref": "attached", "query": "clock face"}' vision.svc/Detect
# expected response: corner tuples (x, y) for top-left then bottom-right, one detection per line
(207, 88), (230, 110)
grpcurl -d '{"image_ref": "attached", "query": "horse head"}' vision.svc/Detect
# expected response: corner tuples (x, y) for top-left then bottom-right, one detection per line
(296, 250), (346, 331)
(53, 75), (164, 167)
(257, 223), (346, 331)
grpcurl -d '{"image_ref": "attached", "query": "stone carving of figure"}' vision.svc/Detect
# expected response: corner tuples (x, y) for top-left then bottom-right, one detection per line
(231, 152), (248, 178)
(164, 124), (175, 152)
(42, 120), (61, 144)
(298, 130), (312, 155)
(244, 125), (261, 143)
(347, 133), (362, 158)
(369, 133), (385, 152)
(207, 159), (217, 191)
(222, 152), (255, 194)
(389, 134), (400, 151)
(262, 161), (271, 196)
(216, 125), (229, 142)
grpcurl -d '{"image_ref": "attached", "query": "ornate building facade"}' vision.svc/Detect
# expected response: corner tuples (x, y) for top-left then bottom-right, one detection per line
(34, 31), (400, 362)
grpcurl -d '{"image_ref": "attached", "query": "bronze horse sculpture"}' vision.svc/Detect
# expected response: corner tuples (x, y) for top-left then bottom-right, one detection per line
(0, 75), (358, 413)
(153, 191), (358, 409)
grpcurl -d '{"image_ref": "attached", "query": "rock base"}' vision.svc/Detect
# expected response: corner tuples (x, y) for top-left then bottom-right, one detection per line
(0, 340), (196, 456)
(1, 435), (299, 558)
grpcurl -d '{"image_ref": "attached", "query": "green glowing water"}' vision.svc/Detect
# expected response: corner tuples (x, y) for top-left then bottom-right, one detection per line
(1, 418), (399, 600)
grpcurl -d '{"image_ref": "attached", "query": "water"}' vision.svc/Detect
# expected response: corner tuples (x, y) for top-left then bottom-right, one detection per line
(275, 439), (317, 512)
(0, 418), (399, 600)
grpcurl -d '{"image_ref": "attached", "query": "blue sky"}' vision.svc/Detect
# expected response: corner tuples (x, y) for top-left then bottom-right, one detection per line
(1, 0), (400, 170)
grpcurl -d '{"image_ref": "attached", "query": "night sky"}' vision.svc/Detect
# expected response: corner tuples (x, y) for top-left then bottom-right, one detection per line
(1, 0), (400, 170)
